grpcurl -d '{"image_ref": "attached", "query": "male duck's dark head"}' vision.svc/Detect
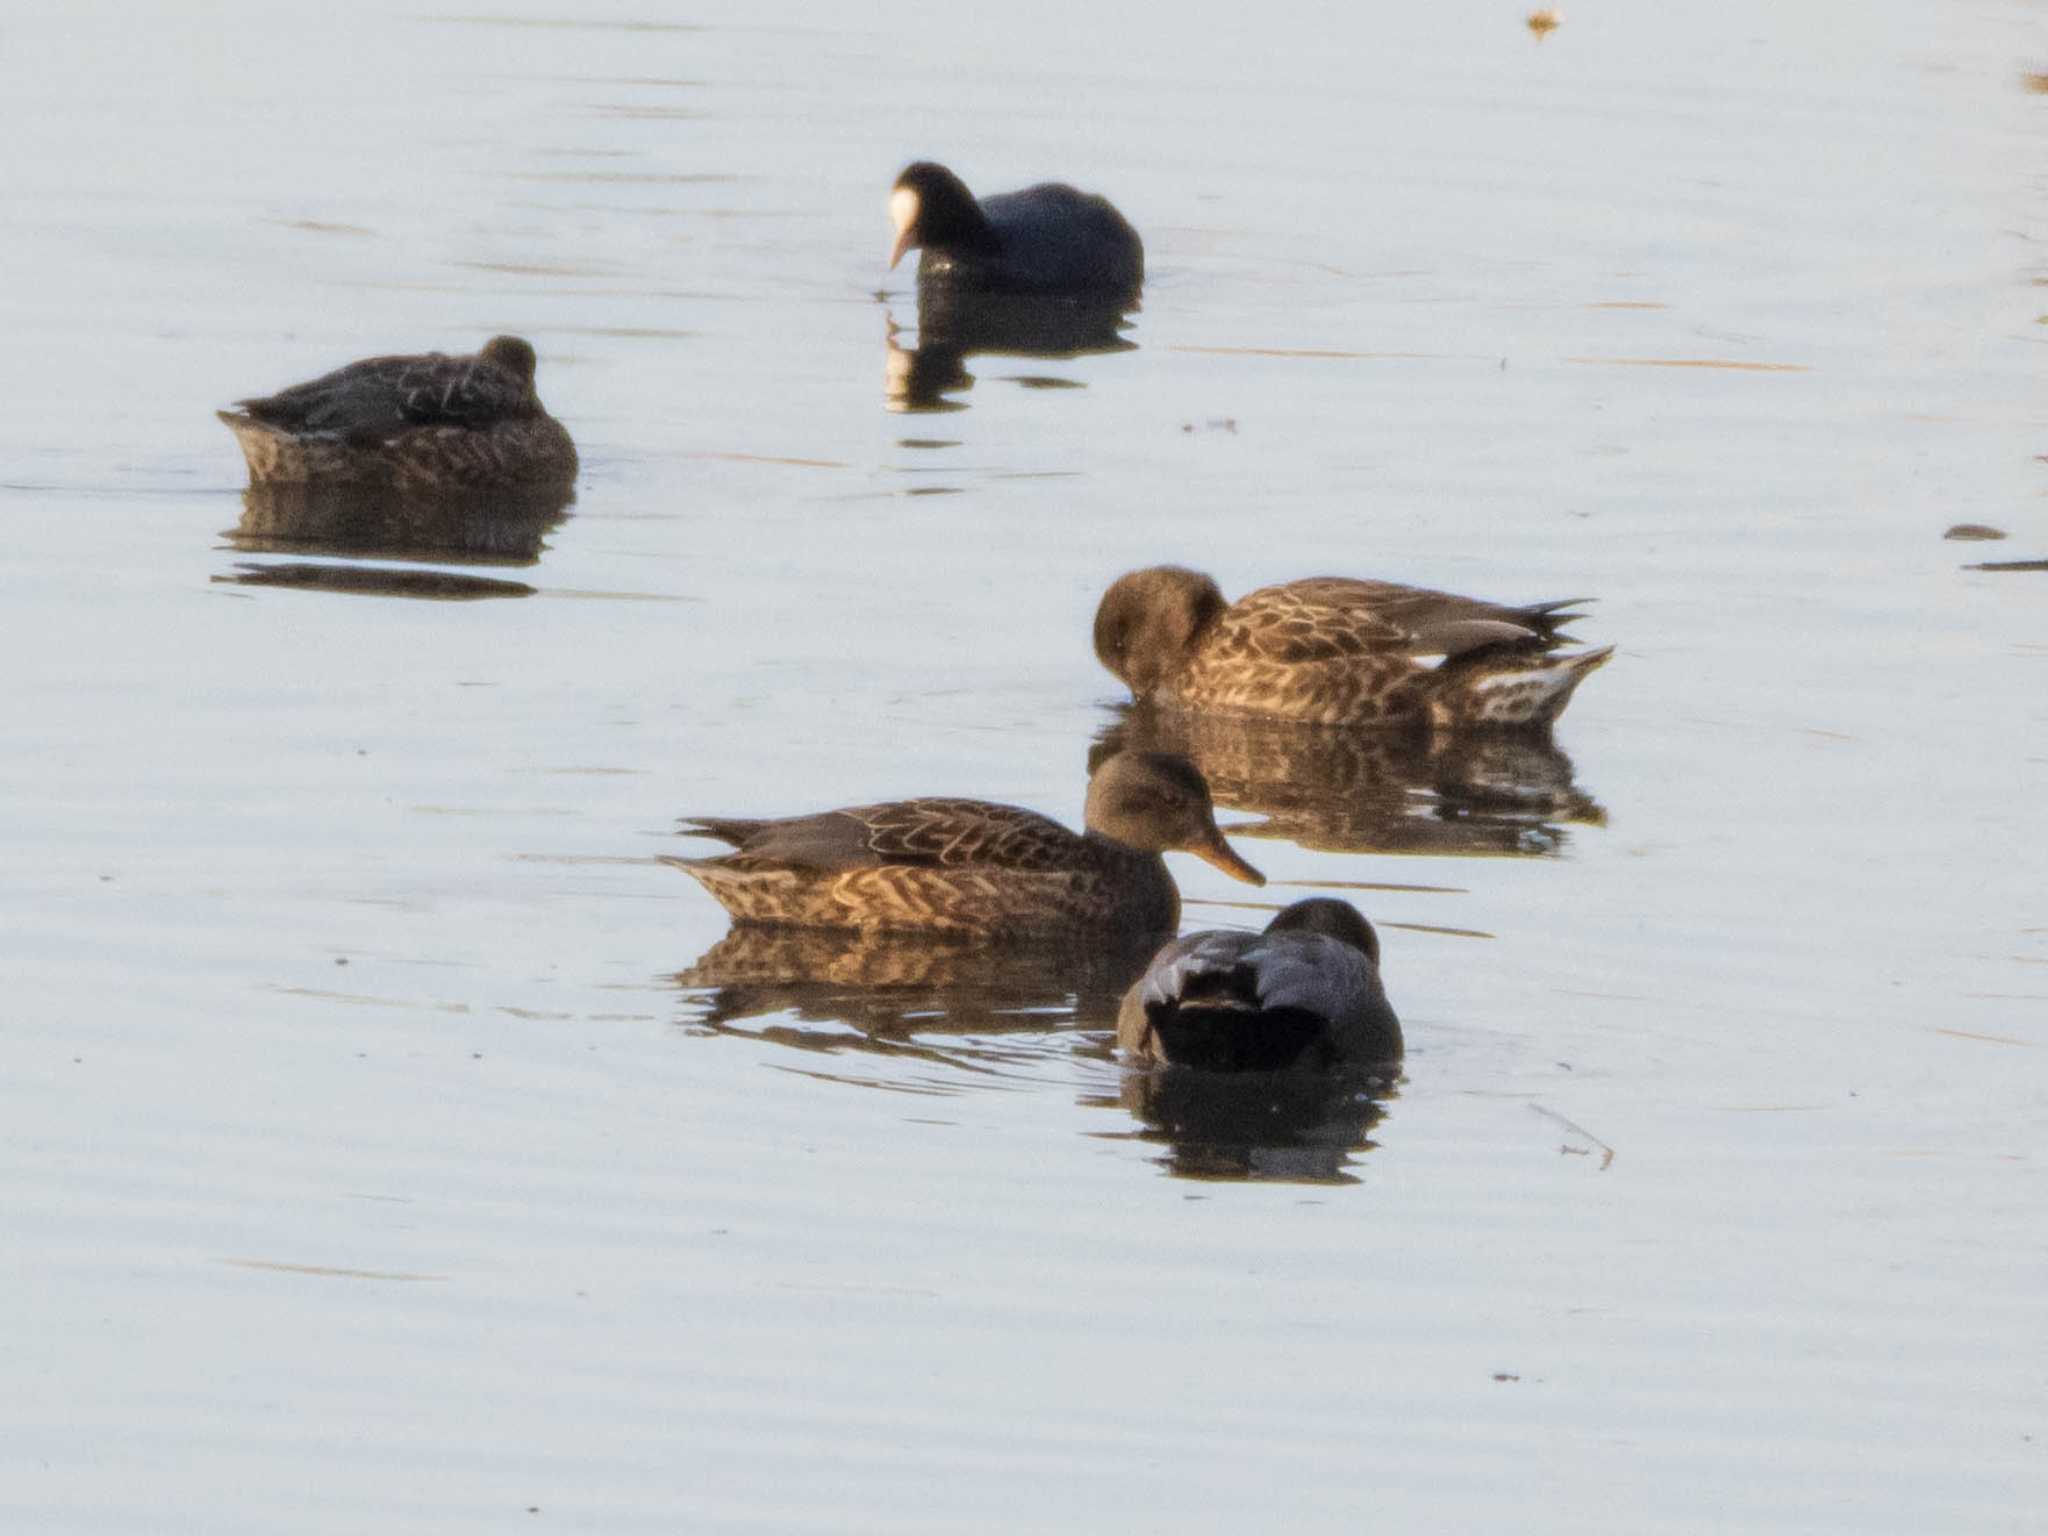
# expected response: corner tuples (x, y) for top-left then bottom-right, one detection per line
(1265, 898), (1382, 966)
(889, 161), (998, 270)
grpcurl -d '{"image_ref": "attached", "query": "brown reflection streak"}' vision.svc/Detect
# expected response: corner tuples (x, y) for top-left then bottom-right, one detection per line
(456, 260), (615, 278)
(555, 327), (696, 339)
(425, 16), (706, 31)
(584, 106), (707, 120)
(1272, 878), (1467, 894)
(220, 1259), (445, 1282)
(1567, 356), (1810, 372)
(541, 589), (697, 603)
(505, 171), (739, 185)
(267, 219), (376, 237)
(508, 853), (659, 864)
(1933, 1027), (2033, 1046)
(690, 451), (848, 469)
(266, 985), (471, 1013)
(1384, 921), (1496, 940)
(213, 563), (536, 600)
(1170, 345), (1450, 360)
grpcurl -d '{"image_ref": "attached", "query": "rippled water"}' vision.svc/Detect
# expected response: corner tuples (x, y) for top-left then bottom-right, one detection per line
(4, 2), (2044, 1531)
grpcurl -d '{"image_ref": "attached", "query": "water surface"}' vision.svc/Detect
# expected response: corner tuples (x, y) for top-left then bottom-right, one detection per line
(3, 2), (2044, 1532)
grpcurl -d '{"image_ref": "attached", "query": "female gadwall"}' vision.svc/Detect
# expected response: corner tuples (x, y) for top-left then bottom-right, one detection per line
(1117, 898), (1402, 1070)
(663, 751), (1260, 939)
(1093, 566), (1610, 730)
(218, 335), (576, 490)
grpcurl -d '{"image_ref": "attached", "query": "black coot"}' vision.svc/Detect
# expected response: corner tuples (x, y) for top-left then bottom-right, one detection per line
(888, 161), (1143, 300)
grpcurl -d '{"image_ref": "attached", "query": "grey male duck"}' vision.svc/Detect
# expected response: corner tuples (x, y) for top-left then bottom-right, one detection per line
(1118, 898), (1402, 1070)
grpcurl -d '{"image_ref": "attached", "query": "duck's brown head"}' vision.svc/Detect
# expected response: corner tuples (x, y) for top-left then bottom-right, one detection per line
(1084, 751), (1263, 885)
(1092, 566), (1227, 698)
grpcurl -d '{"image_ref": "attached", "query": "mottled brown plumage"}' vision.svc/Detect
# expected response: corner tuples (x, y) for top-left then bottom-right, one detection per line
(218, 335), (577, 489)
(664, 752), (1263, 938)
(1093, 566), (1611, 729)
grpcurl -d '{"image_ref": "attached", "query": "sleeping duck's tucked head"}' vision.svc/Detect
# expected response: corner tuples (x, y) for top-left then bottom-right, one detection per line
(889, 161), (996, 268)
(1093, 566), (1228, 696)
(478, 335), (537, 383)
(1265, 898), (1381, 966)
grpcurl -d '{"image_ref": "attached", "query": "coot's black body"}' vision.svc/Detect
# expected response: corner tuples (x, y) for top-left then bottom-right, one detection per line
(889, 162), (1144, 301)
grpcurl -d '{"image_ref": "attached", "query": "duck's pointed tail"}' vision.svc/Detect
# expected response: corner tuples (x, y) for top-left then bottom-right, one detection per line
(1428, 645), (1613, 730)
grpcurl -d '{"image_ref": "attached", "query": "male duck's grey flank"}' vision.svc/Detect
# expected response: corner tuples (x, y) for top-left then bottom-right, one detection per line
(1093, 565), (1611, 730)
(1118, 898), (1402, 1071)
(663, 751), (1262, 939)
(218, 335), (576, 489)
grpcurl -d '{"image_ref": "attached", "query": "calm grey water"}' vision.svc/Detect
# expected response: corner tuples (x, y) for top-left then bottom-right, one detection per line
(4, 2), (2044, 1531)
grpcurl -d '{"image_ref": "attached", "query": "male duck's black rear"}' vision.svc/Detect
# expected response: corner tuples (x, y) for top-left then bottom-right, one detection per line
(888, 161), (1143, 300)
(1117, 899), (1402, 1070)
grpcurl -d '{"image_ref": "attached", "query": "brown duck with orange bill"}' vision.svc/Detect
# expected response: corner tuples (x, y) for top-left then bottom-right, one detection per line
(1093, 566), (1611, 730)
(663, 751), (1262, 939)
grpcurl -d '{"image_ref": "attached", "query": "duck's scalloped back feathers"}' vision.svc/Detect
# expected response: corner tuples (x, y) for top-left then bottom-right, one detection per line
(678, 799), (1077, 874)
(235, 344), (540, 437)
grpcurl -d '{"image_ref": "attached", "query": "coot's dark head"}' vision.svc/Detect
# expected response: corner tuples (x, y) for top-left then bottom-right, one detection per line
(1266, 898), (1381, 966)
(889, 161), (995, 269)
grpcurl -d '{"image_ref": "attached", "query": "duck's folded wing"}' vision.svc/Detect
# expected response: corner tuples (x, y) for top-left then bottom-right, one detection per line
(1244, 931), (1379, 1019)
(1137, 930), (1262, 1009)
(237, 352), (525, 436)
(1281, 578), (1588, 655)
(709, 798), (1077, 872)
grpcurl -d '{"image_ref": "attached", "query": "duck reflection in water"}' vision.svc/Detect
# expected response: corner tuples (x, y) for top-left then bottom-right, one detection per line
(674, 923), (1162, 1053)
(217, 480), (573, 600)
(884, 290), (1137, 413)
(1094, 704), (1605, 858)
(1103, 899), (1402, 1184)
(1106, 1067), (1395, 1184)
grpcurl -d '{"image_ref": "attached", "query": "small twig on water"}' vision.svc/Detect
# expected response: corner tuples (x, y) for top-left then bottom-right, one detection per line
(1530, 1102), (1615, 1170)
